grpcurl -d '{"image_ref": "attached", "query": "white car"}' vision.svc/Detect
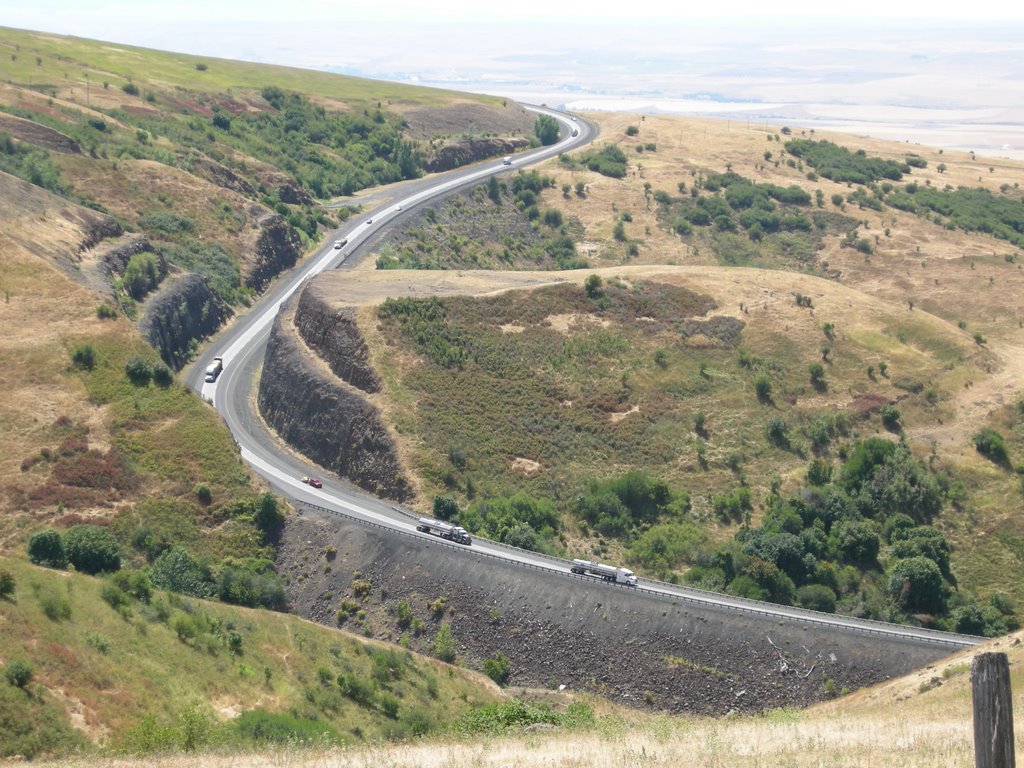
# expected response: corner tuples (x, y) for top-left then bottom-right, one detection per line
(333, 240), (345, 249)
(395, 204), (402, 211)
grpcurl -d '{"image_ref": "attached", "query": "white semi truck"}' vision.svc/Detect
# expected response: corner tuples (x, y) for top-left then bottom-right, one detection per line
(570, 558), (638, 586)
(416, 517), (472, 546)
(204, 356), (224, 382)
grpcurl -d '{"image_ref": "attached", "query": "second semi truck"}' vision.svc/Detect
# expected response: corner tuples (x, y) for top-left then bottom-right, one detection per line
(570, 559), (638, 585)
(416, 517), (472, 545)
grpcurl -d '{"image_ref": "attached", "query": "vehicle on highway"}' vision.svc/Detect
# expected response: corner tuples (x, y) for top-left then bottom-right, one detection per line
(204, 356), (224, 383)
(395, 204), (402, 211)
(365, 218), (373, 225)
(302, 476), (322, 489)
(572, 128), (579, 137)
(502, 156), (512, 165)
(416, 517), (472, 545)
(570, 559), (638, 585)
(570, 116), (577, 122)
(333, 239), (347, 249)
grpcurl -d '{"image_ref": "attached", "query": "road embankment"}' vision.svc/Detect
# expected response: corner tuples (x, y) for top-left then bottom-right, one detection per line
(257, 290), (412, 501)
(281, 512), (958, 715)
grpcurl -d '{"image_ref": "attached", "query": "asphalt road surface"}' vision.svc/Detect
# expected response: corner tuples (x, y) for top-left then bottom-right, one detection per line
(184, 107), (979, 652)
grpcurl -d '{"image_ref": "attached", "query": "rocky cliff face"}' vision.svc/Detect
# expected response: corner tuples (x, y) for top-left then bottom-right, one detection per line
(424, 137), (530, 173)
(281, 513), (956, 715)
(293, 288), (382, 394)
(181, 152), (258, 196)
(139, 273), (228, 369)
(96, 235), (158, 278)
(244, 212), (303, 292)
(258, 302), (411, 501)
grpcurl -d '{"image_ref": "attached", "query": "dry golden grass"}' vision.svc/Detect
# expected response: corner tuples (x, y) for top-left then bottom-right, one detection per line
(0, 176), (135, 538)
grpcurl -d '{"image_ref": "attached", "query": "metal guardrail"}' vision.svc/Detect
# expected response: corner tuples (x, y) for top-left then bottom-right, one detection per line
(300, 500), (980, 651)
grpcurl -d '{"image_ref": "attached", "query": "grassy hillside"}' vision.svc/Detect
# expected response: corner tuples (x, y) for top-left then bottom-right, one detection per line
(0, 26), (532, 327)
(0, 556), (502, 759)
(0, 26), (498, 111)
(29, 628), (1024, 767)
(354, 112), (1024, 625)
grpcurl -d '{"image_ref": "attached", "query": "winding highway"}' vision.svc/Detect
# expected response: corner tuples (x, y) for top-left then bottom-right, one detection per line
(185, 106), (980, 652)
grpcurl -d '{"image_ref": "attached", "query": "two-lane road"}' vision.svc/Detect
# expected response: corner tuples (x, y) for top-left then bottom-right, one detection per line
(185, 106), (980, 652)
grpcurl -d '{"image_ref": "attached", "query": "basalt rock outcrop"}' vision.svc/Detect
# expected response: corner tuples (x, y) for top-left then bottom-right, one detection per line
(293, 287), (382, 394)
(140, 273), (228, 369)
(181, 152), (258, 197)
(258, 297), (411, 501)
(95, 234), (158, 278)
(281, 513), (960, 716)
(424, 137), (530, 173)
(0, 113), (81, 154)
(244, 211), (303, 292)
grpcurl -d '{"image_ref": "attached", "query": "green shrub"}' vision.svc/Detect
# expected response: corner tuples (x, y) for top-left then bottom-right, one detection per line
(433, 622), (456, 663)
(796, 584), (837, 613)
(432, 495), (459, 520)
(5, 659), (33, 688)
(581, 144), (628, 178)
(253, 493), (283, 535)
(218, 567), (286, 610)
(974, 428), (1010, 466)
(880, 404), (901, 430)
(150, 361), (173, 388)
(27, 529), (66, 568)
(100, 582), (131, 614)
(86, 632), (111, 654)
(121, 82), (139, 96)
(534, 114), (559, 145)
(0, 568), (14, 599)
(124, 356), (153, 386)
(38, 591), (71, 621)
(455, 699), (563, 735)
(766, 417), (790, 448)
(394, 600), (413, 629)
(149, 547), (214, 598)
(887, 556), (945, 614)
(71, 344), (96, 371)
(194, 483), (212, 505)
(809, 362), (826, 389)
(377, 691), (400, 719)
(233, 709), (338, 745)
(755, 376), (772, 402)
(483, 652), (511, 685)
(111, 569), (153, 602)
(96, 304), (117, 319)
(122, 252), (162, 299)
(64, 524), (121, 574)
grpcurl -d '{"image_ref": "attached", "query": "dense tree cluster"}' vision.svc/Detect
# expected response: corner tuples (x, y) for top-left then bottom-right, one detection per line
(657, 170), (823, 245)
(685, 438), (1016, 635)
(26, 494), (286, 611)
(784, 139), (909, 183)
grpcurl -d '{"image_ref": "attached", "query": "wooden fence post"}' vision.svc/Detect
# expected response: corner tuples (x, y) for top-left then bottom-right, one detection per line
(973, 652), (1016, 768)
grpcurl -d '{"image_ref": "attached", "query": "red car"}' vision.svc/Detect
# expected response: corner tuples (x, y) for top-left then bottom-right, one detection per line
(302, 476), (322, 489)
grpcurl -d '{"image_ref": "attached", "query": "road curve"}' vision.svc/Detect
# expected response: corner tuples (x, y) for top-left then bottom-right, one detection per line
(185, 106), (980, 653)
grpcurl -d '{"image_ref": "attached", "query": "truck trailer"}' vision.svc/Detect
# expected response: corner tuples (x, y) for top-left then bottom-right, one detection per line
(416, 517), (472, 545)
(570, 558), (638, 586)
(204, 356), (224, 383)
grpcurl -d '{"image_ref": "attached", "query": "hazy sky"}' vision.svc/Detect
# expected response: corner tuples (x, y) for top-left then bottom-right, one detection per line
(4, 1), (1024, 155)
(4, 0), (1024, 30)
